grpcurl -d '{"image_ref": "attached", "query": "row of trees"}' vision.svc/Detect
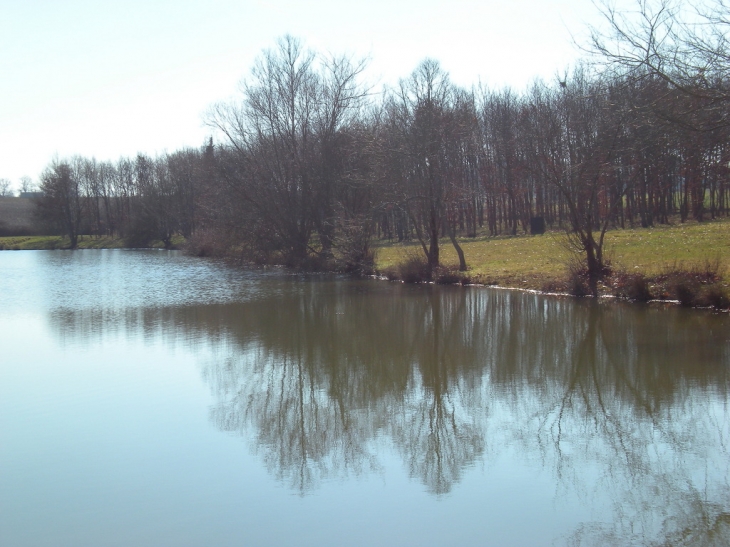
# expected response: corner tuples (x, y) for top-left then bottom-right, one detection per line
(33, 1), (730, 289)
(0, 176), (36, 196)
(36, 147), (212, 248)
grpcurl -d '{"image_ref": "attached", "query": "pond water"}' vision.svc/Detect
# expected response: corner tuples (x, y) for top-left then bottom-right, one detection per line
(1, 250), (728, 547)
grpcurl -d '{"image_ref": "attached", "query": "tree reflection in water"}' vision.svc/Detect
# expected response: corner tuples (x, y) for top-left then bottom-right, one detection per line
(201, 282), (486, 494)
(494, 300), (730, 546)
(49, 279), (730, 543)
(387, 290), (485, 495)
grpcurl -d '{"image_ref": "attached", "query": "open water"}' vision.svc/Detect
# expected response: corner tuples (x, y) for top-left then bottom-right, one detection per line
(1, 249), (728, 546)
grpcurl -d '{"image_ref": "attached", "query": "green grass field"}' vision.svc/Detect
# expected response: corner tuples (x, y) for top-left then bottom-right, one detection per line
(0, 235), (182, 251)
(373, 217), (730, 291)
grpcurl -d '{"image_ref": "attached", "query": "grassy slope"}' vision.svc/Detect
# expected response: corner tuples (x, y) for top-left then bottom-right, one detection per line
(373, 218), (730, 290)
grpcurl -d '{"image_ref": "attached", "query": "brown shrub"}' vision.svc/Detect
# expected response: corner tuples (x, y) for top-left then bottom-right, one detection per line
(672, 280), (697, 306)
(397, 255), (432, 283)
(612, 271), (653, 302)
(699, 286), (730, 310)
(434, 266), (471, 285)
(566, 262), (591, 297)
(653, 260), (724, 306)
(183, 229), (231, 258)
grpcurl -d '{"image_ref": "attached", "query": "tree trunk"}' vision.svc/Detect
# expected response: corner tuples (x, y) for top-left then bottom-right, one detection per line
(448, 222), (467, 271)
(428, 210), (440, 269)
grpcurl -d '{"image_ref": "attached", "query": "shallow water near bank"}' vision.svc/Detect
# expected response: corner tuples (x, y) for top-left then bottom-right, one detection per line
(1, 250), (728, 547)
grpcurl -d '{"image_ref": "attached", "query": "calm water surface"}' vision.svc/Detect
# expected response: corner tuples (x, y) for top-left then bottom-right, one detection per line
(1, 250), (728, 546)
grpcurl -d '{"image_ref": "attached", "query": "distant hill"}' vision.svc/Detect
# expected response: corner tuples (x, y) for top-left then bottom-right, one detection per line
(0, 197), (41, 236)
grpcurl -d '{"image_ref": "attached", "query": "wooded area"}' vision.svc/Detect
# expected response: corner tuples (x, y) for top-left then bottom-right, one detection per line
(30, 1), (730, 293)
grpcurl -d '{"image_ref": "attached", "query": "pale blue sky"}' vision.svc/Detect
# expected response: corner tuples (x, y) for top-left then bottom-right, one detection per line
(0, 0), (627, 189)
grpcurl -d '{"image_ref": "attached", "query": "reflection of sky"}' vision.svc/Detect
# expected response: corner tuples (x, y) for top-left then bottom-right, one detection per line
(1, 249), (282, 313)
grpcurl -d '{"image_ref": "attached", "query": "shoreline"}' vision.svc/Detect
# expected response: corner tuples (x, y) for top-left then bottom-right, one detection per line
(372, 273), (729, 312)
(3, 226), (729, 311)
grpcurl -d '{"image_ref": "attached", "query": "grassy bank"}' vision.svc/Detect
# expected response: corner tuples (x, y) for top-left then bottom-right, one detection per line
(0, 235), (183, 250)
(373, 218), (730, 305)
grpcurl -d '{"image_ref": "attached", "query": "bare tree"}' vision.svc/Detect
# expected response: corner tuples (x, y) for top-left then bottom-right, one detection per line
(206, 36), (369, 267)
(478, 88), (531, 235)
(19, 176), (35, 194)
(384, 59), (472, 271)
(527, 71), (631, 295)
(0, 178), (12, 197)
(589, 0), (730, 129)
(36, 160), (85, 248)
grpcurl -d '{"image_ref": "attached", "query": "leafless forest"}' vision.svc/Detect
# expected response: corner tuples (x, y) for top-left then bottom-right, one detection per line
(31, 1), (730, 291)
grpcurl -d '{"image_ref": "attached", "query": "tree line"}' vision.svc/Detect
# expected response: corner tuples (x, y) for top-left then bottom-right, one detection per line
(35, 148), (209, 249)
(34, 0), (730, 290)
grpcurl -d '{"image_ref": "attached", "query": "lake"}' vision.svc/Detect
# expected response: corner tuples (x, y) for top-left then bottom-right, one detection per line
(1, 249), (728, 546)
